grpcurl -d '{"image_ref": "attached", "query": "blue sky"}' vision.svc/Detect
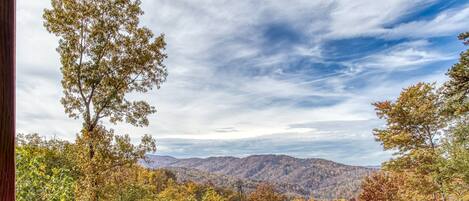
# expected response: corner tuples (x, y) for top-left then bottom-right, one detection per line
(16, 0), (469, 166)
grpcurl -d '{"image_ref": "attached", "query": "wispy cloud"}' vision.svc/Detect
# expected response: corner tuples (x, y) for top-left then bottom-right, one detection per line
(327, 0), (431, 38)
(385, 5), (469, 38)
(351, 40), (452, 71)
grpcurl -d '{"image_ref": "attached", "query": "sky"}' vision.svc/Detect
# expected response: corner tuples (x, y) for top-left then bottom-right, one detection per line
(16, 0), (469, 166)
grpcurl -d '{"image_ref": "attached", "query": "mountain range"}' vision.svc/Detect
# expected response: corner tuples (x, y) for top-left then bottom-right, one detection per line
(141, 155), (376, 199)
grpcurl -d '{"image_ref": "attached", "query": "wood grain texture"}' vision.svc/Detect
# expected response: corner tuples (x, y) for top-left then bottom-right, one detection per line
(0, 0), (15, 200)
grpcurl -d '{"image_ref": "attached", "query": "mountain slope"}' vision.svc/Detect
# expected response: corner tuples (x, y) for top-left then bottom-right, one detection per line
(142, 154), (374, 199)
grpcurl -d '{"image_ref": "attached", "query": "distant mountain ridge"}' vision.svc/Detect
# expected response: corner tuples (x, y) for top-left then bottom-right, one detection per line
(142, 154), (375, 199)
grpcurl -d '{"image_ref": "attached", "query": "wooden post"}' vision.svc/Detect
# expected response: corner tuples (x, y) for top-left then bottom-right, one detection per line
(0, 0), (16, 200)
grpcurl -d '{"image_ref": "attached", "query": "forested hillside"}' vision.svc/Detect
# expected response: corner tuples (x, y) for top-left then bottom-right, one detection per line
(143, 155), (374, 199)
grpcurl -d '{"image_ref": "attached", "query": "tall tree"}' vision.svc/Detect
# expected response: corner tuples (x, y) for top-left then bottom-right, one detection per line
(43, 0), (167, 137)
(367, 32), (469, 200)
(372, 82), (447, 199)
(43, 0), (167, 200)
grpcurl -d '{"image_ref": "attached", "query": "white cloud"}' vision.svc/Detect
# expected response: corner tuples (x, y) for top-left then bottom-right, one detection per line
(327, 0), (431, 38)
(351, 40), (452, 71)
(327, 1), (469, 40)
(385, 5), (469, 38)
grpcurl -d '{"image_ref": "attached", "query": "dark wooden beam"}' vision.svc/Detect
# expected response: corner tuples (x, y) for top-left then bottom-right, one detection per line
(0, 0), (15, 200)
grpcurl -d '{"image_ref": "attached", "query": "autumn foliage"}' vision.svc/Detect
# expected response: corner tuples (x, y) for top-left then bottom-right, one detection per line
(358, 172), (407, 201)
(359, 32), (469, 201)
(247, 183), (286, 201)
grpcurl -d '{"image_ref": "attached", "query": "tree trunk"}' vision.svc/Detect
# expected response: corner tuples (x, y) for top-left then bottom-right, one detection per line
(0, 0), (16, 200)
(87, 128), (99, 201)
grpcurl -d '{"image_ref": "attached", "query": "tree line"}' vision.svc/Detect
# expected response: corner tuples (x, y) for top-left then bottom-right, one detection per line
(15, 133), (345, 201)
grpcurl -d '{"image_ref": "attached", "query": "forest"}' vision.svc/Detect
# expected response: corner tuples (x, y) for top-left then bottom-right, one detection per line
(12, 0), (469, 200)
